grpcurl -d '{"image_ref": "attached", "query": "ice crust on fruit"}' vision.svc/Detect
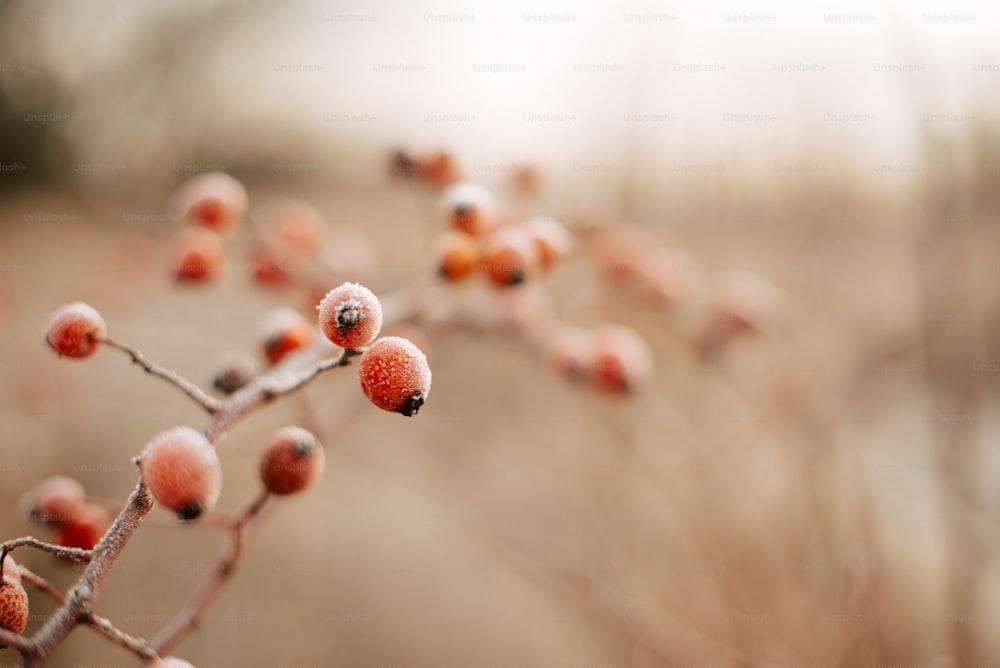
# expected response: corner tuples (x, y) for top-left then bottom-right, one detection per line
(358, 336), (432, 416)
(46, 302), (106, 358)
(317, 282), (383, 348)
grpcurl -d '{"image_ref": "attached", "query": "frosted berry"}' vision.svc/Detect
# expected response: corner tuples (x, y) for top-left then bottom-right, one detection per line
(260, 198), (326, 256)
(589, 325), (654, 393)
(175, 172), (248, 235)
(0, 578), (28, 636)
(29, 475), (86, 525)
(421, 151), (460, 187)
(434, 231), (479, 282)
(210, 352), (259, 395)
(45, 302), (106, 359)
(140, 427), (222, 521)
(440, 182), (496, 236)
(523, 216), (572, 270)
(171, 229), (227, 283)
(259, 427), (325, 495)
(358, 336), (432, 416)
(547, 327), (596, 381)
(259, 308), (315, 366)
(479, 227), (539, 287)
(699, 271), (780, 353)
(55, 502), (111, 550)
(250, 248), (292, 288)
(317, 282), (383, 349)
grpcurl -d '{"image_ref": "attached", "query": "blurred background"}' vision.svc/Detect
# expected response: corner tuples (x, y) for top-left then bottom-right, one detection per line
(1, 0), (999, 666)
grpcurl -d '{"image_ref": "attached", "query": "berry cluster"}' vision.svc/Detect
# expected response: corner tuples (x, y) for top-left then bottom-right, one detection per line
(5, 149), (786, 665)
(2, 170), (435, 664)
(433, 182), (572, 287)
(24, 475), (111, 550)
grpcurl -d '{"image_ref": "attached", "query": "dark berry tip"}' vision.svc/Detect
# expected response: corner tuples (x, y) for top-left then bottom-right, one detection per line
(398, 392), (425, 417)
(177, 503), (204, 521)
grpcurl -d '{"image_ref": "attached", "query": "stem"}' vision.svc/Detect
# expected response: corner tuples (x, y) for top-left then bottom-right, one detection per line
(17, 568), (65, 605)
(86, 614), (155, 659)
(151, 491), (273, 655)
(1, 539), (91, 564)
(202, 346), (355, 443)
(99, 337), (222, 415)
(28, 480), (154, 663)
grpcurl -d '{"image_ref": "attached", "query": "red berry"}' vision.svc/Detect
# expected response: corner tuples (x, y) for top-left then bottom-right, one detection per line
(434, 231), (479, 282)
(0, 579), (28, 636)
(249, 247), (292, 288)
(317, 282), (383, 349)
(440, 182), (496, 236)
(175, 172), (248, 235)
(29, 475), (86, 525)
(55, 502), (111, 550)
(589, 325), (654, 393)
(479, 227), (539, 287)
(358, 336), (432, 416)
(547, 327), (595, 381)
(45, 302), (106, 359)
(259, 427), (325, 495)
(258, 308), (315, 366)
(140, 427), (222, 521)
(171, 229), (227, 283)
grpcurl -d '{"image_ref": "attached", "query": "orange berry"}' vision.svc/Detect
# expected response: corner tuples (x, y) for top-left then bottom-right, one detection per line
(259, 198), (326, 256)
(45, 302), (106, 359)
(140, 427), (222, 521)
(249, 247), (292, 288)
(547, 327), (596, 381)
(317, 282), (383, 349)
(479, 227), (539, 287)
(29, 475), (86, 526)
(258, 308), (315, 366)
(589, 325), (654, 393)
(421, 151), (460, 187)
(175, 172), (247, 235)
(358, 337), (432, 416)
(434, 231), (479, 282)
(440, 182), (496, 236)
(55, 502), (111, 550)
(259, 427), (325, 495)
(171, 229), (227, 283)
(0, 579), (28, 636)
(523, 216), (572, 271)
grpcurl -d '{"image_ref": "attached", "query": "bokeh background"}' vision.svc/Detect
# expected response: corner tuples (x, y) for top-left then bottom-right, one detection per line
(1, 0), (1000, 666)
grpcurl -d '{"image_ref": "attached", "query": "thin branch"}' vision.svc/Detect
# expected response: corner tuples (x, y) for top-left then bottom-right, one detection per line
(1, 538), (92, 564)
(29, 481), (155, 663)
(98, 336), (222, 414)
(86, 613), (156, 659)
(202, 346), (356, 443)
(152, 491), (273, 655)
(0, 625), (33, 654)
(17, 567), (65, 605)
